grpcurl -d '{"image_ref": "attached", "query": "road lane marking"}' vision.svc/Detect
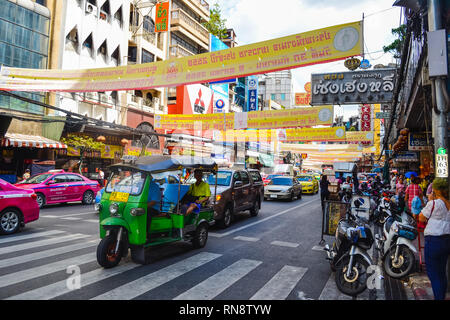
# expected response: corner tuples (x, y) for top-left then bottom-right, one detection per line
(250, 265), (308, 300)
(41, 212), (96, 218)
(60, 217), (82, 221)
(91, 252), (222, 300)
(0, 253), (96, 288)
(173, 259), (262, 300)
(270, 241), (299, 248)
(0, 240), (98, 269)
(0, 234), (90, 255)
(6, 262), (139, 300)
(85, 219), (99, 223)
(0, 230), (65, 244)
(209, 197), (318, 238)
(312, 245), (325, 251)
(234, 236), (260, 242)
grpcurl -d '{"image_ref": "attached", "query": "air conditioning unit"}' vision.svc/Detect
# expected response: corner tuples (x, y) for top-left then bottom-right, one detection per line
(85, 2), (98, 15)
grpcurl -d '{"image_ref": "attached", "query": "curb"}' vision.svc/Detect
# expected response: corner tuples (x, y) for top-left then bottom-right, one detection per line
(408, 272), (434, 300)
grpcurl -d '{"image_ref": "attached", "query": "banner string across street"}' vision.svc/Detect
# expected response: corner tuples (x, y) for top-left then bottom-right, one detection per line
(0, 21), (363, 92)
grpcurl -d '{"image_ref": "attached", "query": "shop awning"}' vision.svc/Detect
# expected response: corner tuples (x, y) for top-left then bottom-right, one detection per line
(1, 133), (67, 149)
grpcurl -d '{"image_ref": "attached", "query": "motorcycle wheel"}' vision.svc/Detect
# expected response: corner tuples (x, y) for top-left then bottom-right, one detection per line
(335, 255), (369, 296)
(383, 245), (415, 279)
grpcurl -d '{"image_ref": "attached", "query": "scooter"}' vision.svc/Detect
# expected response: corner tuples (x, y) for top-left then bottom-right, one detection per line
(375, 209), (417, 279)
(324, 200), (374, 297)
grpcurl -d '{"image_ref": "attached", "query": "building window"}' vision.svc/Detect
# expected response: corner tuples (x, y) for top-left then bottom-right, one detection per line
(128, 46), (137, 63)
(143, 16), (155, 33)
(113, 6), (123, 27)
(141, 49), (154, 63)
(280, 93), (286, 100)
(111, 46), (120, 65)
(271, 94), (276, 100)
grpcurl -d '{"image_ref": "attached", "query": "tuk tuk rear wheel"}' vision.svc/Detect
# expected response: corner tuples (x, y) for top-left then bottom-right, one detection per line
(97, 234), (125, 268)
(192, 223), (208, 249)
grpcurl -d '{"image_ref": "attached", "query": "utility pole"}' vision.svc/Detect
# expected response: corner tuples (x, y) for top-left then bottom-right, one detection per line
(428, 0), (448, 175)
(427, 0), (450, 292)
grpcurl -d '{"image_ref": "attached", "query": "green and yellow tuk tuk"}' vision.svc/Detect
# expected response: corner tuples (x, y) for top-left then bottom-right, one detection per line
(95, 155), (218, 268)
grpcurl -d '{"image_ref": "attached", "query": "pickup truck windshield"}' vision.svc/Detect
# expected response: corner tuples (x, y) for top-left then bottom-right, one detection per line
(269, 178), (293, 186)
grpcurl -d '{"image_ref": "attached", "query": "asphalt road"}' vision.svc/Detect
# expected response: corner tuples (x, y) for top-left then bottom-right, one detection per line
(0, 193), (383, 300)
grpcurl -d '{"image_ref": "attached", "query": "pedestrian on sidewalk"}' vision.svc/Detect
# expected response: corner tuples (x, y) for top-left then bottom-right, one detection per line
(417, 178), (450, 300)
(405, 176), (425, 213)
(320, 175), (330, 213)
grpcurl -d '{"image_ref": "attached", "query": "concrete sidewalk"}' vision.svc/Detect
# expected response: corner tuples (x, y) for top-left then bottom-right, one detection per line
(406, 269), (450, 300)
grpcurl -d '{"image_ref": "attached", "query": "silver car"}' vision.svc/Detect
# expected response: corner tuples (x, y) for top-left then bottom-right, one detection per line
(264, 176), (302, 201)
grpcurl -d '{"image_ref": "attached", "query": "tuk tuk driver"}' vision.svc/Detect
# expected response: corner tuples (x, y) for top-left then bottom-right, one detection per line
(147, 177), (162, 239)
(185, 169), (211, 216)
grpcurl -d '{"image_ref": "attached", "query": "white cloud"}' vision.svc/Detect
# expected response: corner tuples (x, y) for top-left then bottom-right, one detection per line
(213, 0), (402, 118)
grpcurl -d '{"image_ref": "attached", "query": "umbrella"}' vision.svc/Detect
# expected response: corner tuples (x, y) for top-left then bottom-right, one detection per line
(405, 171), (418, 179)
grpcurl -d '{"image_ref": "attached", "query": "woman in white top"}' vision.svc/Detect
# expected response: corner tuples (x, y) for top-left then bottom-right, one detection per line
(418, 178), (450, 300)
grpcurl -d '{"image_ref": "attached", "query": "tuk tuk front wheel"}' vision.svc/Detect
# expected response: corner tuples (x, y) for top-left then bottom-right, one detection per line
(97, 234), (125, 268)
(192, 223), (208, 249)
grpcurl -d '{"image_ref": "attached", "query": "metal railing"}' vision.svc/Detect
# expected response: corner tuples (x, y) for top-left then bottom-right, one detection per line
(169, 44), (194, 58)
(171, 8), (209, 40)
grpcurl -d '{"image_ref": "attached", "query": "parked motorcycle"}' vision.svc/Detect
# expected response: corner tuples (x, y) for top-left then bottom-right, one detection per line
(324, 200), (374, 296)
(375, 208), (417, 279)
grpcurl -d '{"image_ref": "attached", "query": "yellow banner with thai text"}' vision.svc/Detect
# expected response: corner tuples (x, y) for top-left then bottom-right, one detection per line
(0, 21), (363, 92)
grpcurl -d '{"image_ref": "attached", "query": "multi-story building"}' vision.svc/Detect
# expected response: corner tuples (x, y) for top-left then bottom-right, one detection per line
(0, 0), (67, 183)
(258, 70), (294, 110)
(222, 28), (237, 48)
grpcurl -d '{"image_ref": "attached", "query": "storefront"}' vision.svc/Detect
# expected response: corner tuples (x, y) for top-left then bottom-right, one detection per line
(0, 133), (67, 183)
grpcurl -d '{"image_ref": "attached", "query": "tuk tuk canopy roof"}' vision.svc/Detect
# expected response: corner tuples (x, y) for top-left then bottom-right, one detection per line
(110, 155), (218, 173)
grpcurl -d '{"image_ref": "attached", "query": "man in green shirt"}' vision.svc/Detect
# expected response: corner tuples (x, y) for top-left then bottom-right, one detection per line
(184, 169), (211, 215)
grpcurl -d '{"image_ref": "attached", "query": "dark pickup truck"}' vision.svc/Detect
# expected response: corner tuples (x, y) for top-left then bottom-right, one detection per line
(211, 169), (264, 228)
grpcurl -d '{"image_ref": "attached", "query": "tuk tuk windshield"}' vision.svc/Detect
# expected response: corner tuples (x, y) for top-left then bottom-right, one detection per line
(106, 170), (146, 195)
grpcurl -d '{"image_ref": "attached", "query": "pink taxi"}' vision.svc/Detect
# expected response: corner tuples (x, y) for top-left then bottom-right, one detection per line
(0, 178), (39, 235)
(15, 170), (101, 208)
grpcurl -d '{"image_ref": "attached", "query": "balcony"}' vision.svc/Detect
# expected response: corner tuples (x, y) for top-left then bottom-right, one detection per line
(169, 44), (195, 58)
(127, 94), (156, 114)
(187, 0), (210, 20)
(171, 8), (209, 49)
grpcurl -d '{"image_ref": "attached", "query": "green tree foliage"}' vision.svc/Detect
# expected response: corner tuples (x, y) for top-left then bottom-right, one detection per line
(202, 3), (227, 39)
(61, 134), (105, 174)
(383, 24), (407, 59)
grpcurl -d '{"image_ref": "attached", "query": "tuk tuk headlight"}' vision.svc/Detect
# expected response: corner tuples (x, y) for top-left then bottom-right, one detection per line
(109, 203), (119, 216)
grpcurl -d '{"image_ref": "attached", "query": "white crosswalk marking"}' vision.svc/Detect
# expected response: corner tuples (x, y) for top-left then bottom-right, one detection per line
(250, 266), (307, 300)
(91, 252), (222, 300)
(0, 253), (96, 288)
(233, 236), (260, 242)
(0, 233), (90, 255)
(6, 262), (139, 300)
(270, 241), (299, 248)
(0, 230), (65, 244)
(173, 259), (262, 300)
(0, 240), (98, 269)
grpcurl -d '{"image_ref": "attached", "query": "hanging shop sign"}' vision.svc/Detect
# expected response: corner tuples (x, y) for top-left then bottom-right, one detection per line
(295, 82), (312, 105)
(0, 21), (363, 92)
(310, 68), (396, 105)
(408, 132), (432, 151)
(395, 151), (418, 162)
(154, 105), (333, 131)
(247, 75), (259, 111)
(155, 1), (170, 32)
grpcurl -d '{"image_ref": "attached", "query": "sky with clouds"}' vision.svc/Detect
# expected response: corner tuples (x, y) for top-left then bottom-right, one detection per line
(212, 0), (403, 120)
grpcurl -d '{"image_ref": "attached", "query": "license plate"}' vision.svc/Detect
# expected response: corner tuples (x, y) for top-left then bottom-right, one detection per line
(270, 194), (277, 198)
(110, 192), (129, 202)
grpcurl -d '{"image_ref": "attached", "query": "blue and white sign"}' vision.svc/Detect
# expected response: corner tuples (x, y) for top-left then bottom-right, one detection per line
(213, 90), (229, 113)
(247, 75), (258, 112)
(359, 59), (371, 69)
